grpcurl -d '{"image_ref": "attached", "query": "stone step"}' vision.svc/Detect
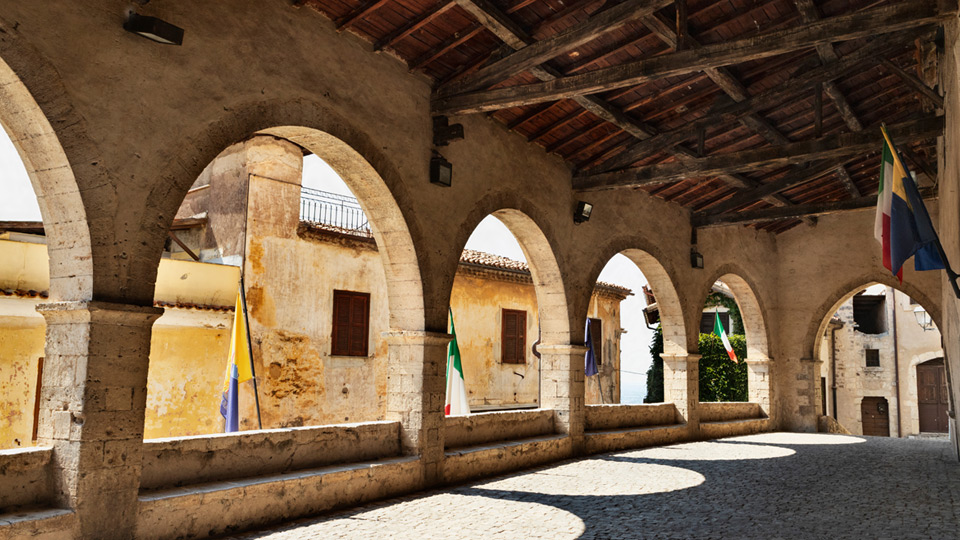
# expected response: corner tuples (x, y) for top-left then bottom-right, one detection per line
(443, 434), (570, 484)
(0, 507), (74, 539)
(585, 422), (687, 437)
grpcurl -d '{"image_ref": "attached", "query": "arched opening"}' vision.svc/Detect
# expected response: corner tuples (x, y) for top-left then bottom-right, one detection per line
(814, 283), (943, 438)
(447, 210), (568, 413)
(141, 129), (423, 438)
(591, 250), (686, 406)
(695, 274), (770, 406)
(0, 55), (90, 450)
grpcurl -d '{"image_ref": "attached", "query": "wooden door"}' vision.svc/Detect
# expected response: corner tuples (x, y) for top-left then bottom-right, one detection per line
(918, 359), (949, 433)
(861, 397), (890, 437)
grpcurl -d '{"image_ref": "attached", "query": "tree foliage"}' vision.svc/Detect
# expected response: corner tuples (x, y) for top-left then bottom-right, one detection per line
(644, 325), (664, 403)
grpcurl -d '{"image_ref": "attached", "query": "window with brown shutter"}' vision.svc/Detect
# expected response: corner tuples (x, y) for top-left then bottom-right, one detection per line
(31, 357), (43, 443)
(501, 309), (526, 364)
(588, 318), (602, 366)
(332, 290), (370, 357)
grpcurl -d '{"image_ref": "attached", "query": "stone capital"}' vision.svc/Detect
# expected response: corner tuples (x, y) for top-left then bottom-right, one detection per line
(661, 353), (701, 362)
(37, 300), (164, 327)
(537, 343), (589, 356)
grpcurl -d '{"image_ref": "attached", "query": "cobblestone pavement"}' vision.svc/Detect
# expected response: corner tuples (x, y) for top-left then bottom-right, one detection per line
(225, 433), (960, 539)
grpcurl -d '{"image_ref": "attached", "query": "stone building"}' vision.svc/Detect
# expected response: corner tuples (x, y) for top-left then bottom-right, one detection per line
(0, 1), (959, 539)
(819, 286), (945, 437)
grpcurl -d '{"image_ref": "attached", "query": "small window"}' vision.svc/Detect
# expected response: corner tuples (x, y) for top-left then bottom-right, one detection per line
(588, 317), (603, 366)
(501, 309), (527, 364)
(865, 348), (880, 368)
(332, 290), (370, 356)
(700, 311), (730, 335)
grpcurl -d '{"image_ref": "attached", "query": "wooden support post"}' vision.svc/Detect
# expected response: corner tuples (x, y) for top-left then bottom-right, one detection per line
(815, 82), (823, 138)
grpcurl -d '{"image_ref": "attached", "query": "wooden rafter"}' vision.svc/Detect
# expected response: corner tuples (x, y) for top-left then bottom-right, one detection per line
(574, 116), (943, 191)
(374, 0), (456, 51)
(338, 0), (390, 30)
(433, 1), (944, 114)
(411, 24), (485, 70)
(880, 57), (945, 109)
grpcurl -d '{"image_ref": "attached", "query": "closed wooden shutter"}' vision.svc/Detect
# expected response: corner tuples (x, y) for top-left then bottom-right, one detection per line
(589, 318), (602, 366)
(501, 309), (526, 364)
(332, 290), (370, 357)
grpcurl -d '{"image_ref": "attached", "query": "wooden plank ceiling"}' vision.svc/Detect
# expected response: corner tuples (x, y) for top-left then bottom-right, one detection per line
(303, 0), (946, 233)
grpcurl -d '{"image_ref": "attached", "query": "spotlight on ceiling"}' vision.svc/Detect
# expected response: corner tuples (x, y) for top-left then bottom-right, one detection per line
(430, 152), (452, 187)
(124, 13), (184, 45)
(574, 201), (593, 224)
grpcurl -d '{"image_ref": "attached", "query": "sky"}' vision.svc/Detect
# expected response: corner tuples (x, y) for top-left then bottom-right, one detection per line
(0, 125), (41, 221)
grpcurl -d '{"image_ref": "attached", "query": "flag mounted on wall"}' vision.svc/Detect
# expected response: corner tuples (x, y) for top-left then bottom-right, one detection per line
(445, 308), (470, 416)
(713, 309), (737, 363)
(584, 318), (599, 377)
(874, 125), (960, 299)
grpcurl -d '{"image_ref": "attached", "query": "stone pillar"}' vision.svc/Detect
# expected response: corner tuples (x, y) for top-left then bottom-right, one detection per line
(538, 344), (587, 452)
(36, 301), (163, 540)
(794, 357), (820, 432)
(745, 358), (773, 417)
(661, 353), (699, 428)
(384, 331), (450, 486)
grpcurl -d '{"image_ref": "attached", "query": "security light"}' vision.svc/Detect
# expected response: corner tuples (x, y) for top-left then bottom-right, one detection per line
(124, 13), (184, 45)
(430, 153), (452, 187)
(574, 201), (593, 224)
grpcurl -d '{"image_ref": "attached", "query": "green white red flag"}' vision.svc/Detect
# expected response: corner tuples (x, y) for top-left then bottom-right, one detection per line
(713, 310), (737, 363)
(445, 308), (470, 416)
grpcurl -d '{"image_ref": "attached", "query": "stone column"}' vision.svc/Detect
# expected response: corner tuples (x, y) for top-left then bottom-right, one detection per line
(538, 344), (587, 453)
(794, 357), (820, 432)
(745, 358), (772, 415)
(384, 330), (451, 487)
(36, 301), (163, 540)
(661, 353), (700, 428)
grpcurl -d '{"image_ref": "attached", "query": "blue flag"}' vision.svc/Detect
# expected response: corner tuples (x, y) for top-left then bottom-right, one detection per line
(219, 363), (240, 432)
(584, 319), (598, 377)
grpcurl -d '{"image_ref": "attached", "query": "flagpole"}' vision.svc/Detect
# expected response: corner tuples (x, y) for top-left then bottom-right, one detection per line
(239, 276), (264, 429)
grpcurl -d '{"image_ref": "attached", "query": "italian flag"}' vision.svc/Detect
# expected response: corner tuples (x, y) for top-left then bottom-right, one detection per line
(874, 142), (903, 282)
(445, 308), (470, 416)
(713, 310), (737, 363)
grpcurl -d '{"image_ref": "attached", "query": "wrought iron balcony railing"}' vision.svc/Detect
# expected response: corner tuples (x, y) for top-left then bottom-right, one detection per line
(299, 187), (372, 237)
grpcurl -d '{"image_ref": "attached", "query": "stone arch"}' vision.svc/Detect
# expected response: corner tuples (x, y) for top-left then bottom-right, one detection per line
(449, 196), (571, 346)
(0, 52), (91, 301)
(697, 267), (771, 363)
(584, 239), (687, 357)
(808, 277), (942, 363)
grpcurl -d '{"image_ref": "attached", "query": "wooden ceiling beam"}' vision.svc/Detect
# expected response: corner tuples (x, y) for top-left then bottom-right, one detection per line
(374, 1), (456, 52)
(433, 1), (945, 114)
(337, 0), (390, 30)
(589, 34), (917, 171)
(694, 189), (937, 227)
(411, 25), (485, 70)
(835, 165), (862, 197)
(440, 0), (675, 95)
(880, 57), (945, 109)
(574, 115), (943, 192)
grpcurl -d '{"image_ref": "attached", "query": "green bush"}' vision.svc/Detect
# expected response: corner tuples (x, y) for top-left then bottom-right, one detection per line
(644, 326), (748, 403)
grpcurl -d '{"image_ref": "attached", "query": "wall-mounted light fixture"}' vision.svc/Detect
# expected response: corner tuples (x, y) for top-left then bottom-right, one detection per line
(573, 201), (592, 224)
(913, 305), (935, 331)
(124, 12), (184, 45)
(430, 152), (452, 187)
(690, 227), (703, 268)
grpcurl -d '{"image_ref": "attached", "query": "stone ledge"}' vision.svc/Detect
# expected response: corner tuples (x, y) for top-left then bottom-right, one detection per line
(0, 446), (54, 510)
(585, 403), (680, 431)
(136, 455), (420, 540)
(444, 409), (555, 449)
(584, 423), (689, 455)
(699, 417), (772, 439)
(443, 434), (570, 485)
(0, 507), (74, 539)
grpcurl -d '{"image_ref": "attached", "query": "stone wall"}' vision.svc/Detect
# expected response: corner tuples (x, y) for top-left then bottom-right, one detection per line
(444, 409), (555, 449)
(584, 403), (680, 431)
(0, 446), (52, 510)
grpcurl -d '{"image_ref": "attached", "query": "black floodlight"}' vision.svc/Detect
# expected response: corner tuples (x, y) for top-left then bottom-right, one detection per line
(430, 153), (452, 187)
(690, 249), (704, 269)
(574, 201), (593, 224)
(124, 13), (184, 45)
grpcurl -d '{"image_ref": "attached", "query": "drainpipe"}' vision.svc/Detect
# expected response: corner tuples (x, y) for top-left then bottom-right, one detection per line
(891, 290), (902, 438)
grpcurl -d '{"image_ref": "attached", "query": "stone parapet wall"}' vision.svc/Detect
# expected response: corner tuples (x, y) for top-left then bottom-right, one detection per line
(444, 409), (556, 449)
(584, 403), (680, 431)
(140, 421), (401, 491)
(699, 402), (766, 423)
(0, 446), (52, 510)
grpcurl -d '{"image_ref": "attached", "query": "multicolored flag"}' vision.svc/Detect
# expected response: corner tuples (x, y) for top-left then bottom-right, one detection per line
(220, 290), (255, 432)
(445, 308), (470, 416)
(874, 126), (945, 280)
(713, 310), (737, 363)
(584, 318), (599, 376)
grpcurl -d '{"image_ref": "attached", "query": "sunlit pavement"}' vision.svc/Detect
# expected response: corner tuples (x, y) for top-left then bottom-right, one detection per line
(225, 433), (960, 539)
